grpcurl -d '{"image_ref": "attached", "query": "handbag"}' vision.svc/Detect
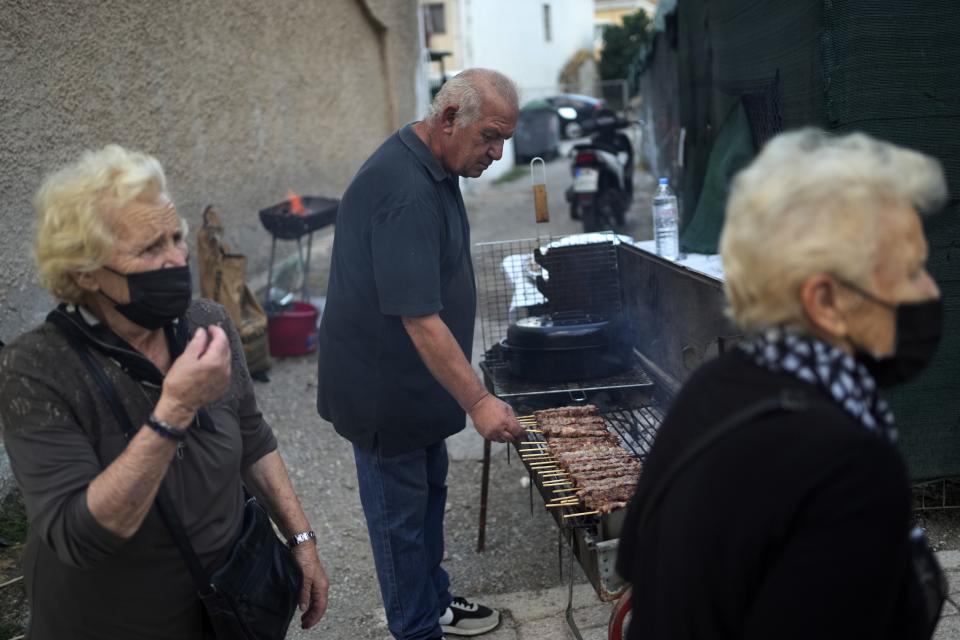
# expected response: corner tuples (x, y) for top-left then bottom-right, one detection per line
(626, 389), (948, 639)
(60, 325), (302, 640)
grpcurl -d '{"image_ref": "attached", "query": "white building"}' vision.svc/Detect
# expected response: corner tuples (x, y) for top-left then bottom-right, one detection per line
(420, 0), (596, 181)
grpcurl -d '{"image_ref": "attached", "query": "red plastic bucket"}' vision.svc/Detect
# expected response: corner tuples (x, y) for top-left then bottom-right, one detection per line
(267, 301), (319, 357)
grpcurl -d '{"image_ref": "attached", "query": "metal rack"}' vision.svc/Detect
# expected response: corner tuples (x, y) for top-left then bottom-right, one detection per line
(510, 404), (664, 640)
(475, 233), (625, 352)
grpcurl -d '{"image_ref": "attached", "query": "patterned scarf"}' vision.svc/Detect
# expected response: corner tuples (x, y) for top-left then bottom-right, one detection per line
(739, 327), (897, 443)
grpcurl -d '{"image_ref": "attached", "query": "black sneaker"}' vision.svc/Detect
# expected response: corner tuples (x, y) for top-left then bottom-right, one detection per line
(439, 596), (500, 636)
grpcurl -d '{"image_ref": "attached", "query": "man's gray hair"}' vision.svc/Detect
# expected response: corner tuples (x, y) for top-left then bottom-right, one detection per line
(426, 68), (519, 127)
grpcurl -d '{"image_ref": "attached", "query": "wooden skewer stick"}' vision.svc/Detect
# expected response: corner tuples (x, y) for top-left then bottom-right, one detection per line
(553, 488), (577, 493)
(524, 428), (543, 433)
(546, 501), (580, 508)
(542, 479), (572, 486)
(562, 510), (600, 518)
(529, 462), (556, 468)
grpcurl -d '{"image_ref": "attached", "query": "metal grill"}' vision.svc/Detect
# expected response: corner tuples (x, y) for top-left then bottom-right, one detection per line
(475, 233), (652, 399)
(475, 233), (624, 353)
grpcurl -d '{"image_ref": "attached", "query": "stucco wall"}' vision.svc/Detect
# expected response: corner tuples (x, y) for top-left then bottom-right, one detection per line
(0, 0), (420, 341)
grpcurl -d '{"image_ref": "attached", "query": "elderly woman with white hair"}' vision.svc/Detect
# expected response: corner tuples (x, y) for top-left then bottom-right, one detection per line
(617, 129), (949, 640)
(0, 145), (329, 639)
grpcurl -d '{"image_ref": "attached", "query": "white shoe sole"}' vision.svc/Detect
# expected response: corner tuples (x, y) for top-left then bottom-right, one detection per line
(441, 611), (501, 636)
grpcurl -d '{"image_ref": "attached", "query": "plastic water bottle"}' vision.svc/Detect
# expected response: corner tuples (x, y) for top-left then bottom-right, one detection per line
(651, 178), (680, 260)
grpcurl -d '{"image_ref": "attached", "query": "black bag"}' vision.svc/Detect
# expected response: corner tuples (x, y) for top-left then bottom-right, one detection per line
(160, 491), (303, 640)
(59, 324), (303, 639)
(625, 389), (947, 639)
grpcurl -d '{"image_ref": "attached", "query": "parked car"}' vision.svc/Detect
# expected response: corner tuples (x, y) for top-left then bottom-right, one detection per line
(543, 94), (607, 139)
(514, 99), (562, 163)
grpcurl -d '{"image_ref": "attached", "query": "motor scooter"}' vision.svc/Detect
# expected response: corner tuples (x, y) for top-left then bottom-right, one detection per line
(564, 110), (637, 232)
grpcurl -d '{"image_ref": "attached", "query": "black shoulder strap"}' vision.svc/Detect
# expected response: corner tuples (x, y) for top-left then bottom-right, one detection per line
(59, 330), (212, 593)
(634, 389), (816, 529)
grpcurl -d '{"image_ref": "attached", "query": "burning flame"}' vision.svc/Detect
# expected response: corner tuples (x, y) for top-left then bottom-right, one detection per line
(287, 189), (306, 216)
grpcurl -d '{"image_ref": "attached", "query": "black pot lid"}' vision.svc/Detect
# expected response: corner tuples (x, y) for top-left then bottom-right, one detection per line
(505, 312), (613, 350)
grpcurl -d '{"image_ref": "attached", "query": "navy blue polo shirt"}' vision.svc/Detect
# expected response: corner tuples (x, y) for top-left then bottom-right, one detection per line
(316, 124), (476, 455)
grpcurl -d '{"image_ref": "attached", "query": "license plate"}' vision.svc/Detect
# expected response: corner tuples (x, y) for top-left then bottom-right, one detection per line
(573, 167), (599, 193)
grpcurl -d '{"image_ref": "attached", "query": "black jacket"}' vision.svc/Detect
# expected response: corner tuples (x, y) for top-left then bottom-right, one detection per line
(617, 349), (928, 640)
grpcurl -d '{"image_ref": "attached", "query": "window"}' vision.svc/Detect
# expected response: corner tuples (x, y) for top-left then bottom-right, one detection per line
(425, 3), (446, 35)
(543, 4), (552, 42)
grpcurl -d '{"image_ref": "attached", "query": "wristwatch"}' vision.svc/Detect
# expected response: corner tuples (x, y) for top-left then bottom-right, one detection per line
(287, 530), (316, 548)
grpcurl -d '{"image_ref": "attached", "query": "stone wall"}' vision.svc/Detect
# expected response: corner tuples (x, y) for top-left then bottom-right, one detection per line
(0, 0), (421, 496)
(0, 0), (420, 340)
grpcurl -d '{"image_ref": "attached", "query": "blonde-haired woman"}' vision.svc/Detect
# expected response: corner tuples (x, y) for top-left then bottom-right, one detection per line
(617, 129), (948, 640)
(0, 145), (328, 639)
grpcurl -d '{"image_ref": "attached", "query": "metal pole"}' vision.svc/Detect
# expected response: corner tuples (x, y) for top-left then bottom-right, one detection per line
(477, 438), (491, 553)
(303, 231), (314, 301)
(265, 237), (277, 307)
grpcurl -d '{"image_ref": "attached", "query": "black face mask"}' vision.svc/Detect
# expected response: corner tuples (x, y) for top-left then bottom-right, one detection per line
(838, 279), (943, 388)
(101, 265), (192, 330)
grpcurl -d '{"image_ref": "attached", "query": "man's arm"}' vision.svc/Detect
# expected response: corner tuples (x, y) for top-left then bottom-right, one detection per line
(402, 313), (524, 442)
(244, 451), (329, 629)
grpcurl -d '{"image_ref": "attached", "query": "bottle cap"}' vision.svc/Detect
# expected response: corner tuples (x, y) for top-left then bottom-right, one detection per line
(659, 178), (668, 186)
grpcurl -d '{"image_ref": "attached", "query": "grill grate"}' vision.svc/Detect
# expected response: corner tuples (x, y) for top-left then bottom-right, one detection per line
(518, 400), (664, 531)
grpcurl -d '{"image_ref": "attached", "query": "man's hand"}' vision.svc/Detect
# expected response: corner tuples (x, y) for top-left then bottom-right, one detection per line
(469, 394), (524, 443)
(292, 543), (329, 629)
(156, 325), (232, 426)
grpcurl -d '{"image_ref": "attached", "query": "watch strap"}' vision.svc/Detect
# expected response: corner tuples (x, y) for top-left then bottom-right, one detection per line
(287, 530), (316, 548)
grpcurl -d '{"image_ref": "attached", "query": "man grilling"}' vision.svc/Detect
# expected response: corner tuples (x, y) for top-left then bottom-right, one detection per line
(317, 68), (524, 640)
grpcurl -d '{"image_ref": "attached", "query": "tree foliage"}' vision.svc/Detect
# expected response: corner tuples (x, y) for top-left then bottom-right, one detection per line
(599, 10), (652, 81)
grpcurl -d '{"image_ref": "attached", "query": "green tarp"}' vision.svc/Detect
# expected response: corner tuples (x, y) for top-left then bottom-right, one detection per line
(679, 100), (754, 254)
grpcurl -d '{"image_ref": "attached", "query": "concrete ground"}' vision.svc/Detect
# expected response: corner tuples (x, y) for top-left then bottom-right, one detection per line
(259, 153), (960, 639)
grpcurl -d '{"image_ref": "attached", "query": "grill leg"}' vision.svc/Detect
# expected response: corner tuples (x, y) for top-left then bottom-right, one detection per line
(564, 529), (585, 640)
(265, 237), (277, 307)
(302, 231), (313, 301)
(529, 469), (534, 515)
(557, 528), (563, 579)
(295, 237), (307, 300)
(477, 438), (491, 553)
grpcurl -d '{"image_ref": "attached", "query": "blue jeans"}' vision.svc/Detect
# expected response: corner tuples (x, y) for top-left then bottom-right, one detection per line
(354, 440), (453, 640)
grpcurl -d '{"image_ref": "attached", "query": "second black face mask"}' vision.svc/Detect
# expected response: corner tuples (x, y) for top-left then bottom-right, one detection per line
(838, 278), (943, 388)
(103, 265), (193, 330)
(856, 297), (943, 388)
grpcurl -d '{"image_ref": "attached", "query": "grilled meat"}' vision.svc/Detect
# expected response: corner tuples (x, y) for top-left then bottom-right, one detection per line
(539, 424), (611, 438)
(537, 415), (606, 428)
(534, 405), (599, 421)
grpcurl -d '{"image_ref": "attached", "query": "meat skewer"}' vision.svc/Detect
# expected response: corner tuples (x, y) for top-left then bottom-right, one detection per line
(534, 404), (599, 421)
(537, 415), (606, 427)
(524, 404), (644, 517)
(539, 424), (612, 438)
